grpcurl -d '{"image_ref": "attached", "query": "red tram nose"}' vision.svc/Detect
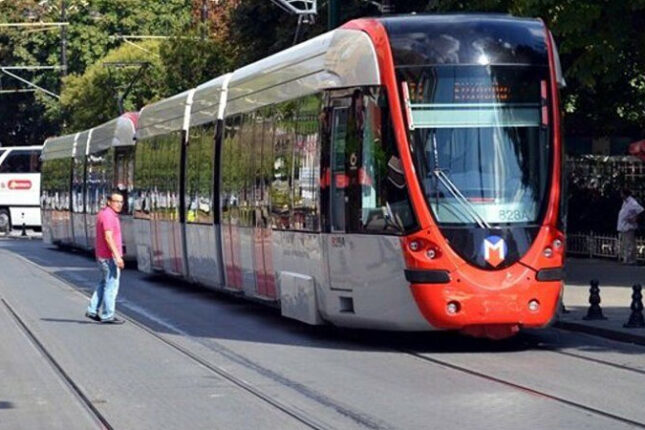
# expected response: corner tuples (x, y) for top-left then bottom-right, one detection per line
(409, 271), (562, 338)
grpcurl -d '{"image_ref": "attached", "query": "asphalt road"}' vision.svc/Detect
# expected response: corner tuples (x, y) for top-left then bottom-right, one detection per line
(1, 239), (645, 430)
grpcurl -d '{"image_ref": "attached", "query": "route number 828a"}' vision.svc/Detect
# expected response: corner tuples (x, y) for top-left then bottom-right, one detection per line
(498, 209), (530, 222)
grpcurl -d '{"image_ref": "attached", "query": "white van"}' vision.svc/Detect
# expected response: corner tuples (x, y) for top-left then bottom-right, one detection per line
(0, 146), (42, 231)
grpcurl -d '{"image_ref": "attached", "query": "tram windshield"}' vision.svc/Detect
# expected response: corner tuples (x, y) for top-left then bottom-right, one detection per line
(399, 65), (551, 226)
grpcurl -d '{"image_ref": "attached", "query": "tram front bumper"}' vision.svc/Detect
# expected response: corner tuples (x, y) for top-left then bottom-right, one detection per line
(409, 279), (562, 333)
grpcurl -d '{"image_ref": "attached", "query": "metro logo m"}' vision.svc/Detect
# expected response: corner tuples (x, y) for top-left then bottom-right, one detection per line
(483, 236), (507, 268)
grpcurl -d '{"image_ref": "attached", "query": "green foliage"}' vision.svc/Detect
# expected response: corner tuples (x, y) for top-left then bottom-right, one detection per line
(0, 1), (63, 145)
(159, 25), (232, 96)
(0, 0), (192, 144)
(60, 40), (164, 132)
(567, 156), (626, 234)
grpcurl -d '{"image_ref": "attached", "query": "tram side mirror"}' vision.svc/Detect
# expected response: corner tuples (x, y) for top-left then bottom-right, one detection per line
(387, 156), (406, 189)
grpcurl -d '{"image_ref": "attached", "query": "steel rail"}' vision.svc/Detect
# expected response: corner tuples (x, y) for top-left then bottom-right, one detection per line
(5, 250), (351, 430)
(1, 298), (114, 430)
(403, 349), (645, 429)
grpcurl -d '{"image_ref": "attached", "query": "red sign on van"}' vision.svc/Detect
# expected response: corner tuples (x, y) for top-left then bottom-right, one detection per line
(7, 179), (32, 190)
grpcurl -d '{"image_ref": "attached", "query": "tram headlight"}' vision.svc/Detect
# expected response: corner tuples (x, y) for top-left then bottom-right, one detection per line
(528, 299), (540, 312)
(409, 240), (422, 252)
(553, 238), (563, 249)
(447, 301), (460, 315)
(426, 248), (436, 259)
(543, 247), (553, 258)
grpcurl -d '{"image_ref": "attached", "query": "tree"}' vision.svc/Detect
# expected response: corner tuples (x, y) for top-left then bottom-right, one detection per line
(159, 26), (232, 96)
(0, 1), (62, 146)
(60, 40), (164, 132)
(0, 0), (193, 145)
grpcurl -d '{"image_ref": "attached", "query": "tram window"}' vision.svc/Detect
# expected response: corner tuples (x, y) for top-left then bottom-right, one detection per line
(0, 150), (41, 173)
(293, 94), (322, 232)
(238, 113), (255, 228)
(86, 155), (97, 214)
(359, 89), (416, 233)
(253, 111), (265, 227)
(148, 138), (160, 219)
(186, 125), (215, 224)
(72, 156), (84, 214)
(133, 140), (149, 219)
(115, 148), (134, 215)
(222, 115), (241, 225)
(272, 101), (296, 230)
(329, 107), (348, 232)
(186, 127), (201, 223)
(327, 87), (416, 235)
(260, 107), (275, 229)
(106, 148), (115, 210)
(252, 107), (273, 229)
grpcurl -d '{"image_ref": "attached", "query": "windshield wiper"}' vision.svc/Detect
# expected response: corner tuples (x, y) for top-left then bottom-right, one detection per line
(431, 135), (491, 229)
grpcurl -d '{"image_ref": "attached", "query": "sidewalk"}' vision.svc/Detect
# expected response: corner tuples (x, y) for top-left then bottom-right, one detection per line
(560, 257), (645, 344)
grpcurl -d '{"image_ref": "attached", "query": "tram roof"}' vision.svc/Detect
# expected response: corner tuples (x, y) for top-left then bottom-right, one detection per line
(42, 112), (138, 161)
(136, 90), (194, 141)
(225, 28), (380, 116)
(191, 74), (232, 128)
(89, 112), (138, 154)
(42, 133), (77, 160)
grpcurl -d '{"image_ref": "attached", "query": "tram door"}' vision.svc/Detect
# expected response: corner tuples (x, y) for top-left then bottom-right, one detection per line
(252, 111), (277, 299)
(325, 103), (353, 292)
(324, 90), (372, 293)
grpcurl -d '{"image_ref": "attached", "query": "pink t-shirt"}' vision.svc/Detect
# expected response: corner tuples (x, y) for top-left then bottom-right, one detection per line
(95, 206), (122, 259)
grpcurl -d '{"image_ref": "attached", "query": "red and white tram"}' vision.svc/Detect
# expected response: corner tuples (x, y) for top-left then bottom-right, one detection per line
(42, 15), (565, 338)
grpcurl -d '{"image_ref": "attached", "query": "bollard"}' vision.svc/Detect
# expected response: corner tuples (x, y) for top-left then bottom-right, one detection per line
(624, 284), (645, 328)
(583, 279), (607, 320)
(21, 212), (26, 236)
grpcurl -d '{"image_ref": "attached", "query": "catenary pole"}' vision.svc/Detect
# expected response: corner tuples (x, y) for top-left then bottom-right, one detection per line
(328, 0), (340, 30)
(61, 0), (68, 76)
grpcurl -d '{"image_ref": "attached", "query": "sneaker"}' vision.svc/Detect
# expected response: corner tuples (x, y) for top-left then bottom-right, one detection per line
(100, 317), (125, 325)
(84, 312), (101, 322)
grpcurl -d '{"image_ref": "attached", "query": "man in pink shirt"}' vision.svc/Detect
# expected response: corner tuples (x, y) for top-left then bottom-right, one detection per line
(85, 191), (126, 324)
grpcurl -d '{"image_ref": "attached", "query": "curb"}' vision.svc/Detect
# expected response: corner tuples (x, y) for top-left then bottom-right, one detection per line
(555, 320), (645, 346)
(0, 234), (42, 241)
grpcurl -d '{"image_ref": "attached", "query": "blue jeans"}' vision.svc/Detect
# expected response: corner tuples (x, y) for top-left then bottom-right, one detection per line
(87, 258), (121, 320)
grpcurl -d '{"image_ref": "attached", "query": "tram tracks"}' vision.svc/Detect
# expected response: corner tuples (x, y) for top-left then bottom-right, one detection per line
(520, 332), (645, 377)
(6, 250), (393, 430)
(1, 297), (114, 430)
(401, 348), (645, 429)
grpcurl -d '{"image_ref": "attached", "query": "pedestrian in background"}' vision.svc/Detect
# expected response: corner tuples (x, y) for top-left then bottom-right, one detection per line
(617, 188), (644, 265)
(85, 191), (126, 324)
